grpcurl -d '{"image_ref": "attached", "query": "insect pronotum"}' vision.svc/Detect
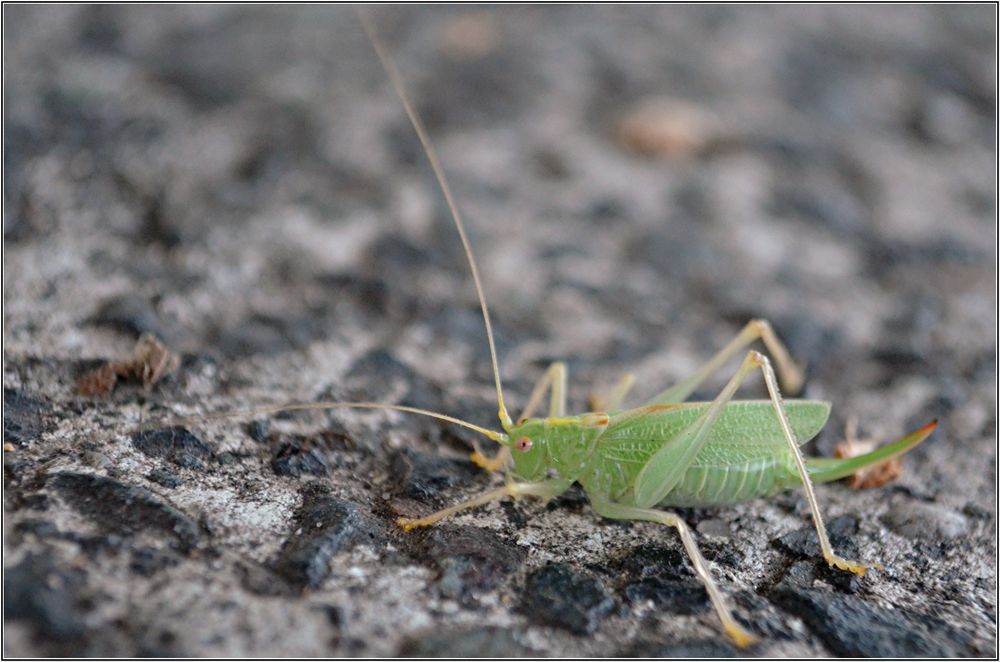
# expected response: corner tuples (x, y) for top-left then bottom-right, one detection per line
(177, 10), (939, 648)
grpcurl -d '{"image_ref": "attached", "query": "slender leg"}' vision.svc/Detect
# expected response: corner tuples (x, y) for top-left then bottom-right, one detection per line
(756, 352), (877, 575)
(634, 350), (873, 575)
(519, 361), (568, 421)
(396, 478), (571, 531)
(590, 372), (636, 412)
(646, 319), (804, 405)
(471, 362), (566, 472)
(469, 444), (512, 473)
(591, 499), (757, 648)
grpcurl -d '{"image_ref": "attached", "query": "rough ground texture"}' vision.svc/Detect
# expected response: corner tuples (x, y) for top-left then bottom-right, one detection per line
(3, 5), (996, 657)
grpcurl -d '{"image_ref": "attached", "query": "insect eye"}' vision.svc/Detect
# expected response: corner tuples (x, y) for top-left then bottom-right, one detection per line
(515, 437), (532, 452)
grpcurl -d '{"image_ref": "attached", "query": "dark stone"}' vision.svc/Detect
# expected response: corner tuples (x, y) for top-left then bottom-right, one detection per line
(962, 502), (992, 521)
(390, 448), (480, 502)
(545, 483), (591, 513)
(78, 6), (121, 55)
(130, 426), (212, 469)
(339, 350), (446, 415)
(732, 590), (798, 642)
(769, 178), (870, 239)
(769, 561), (960, 656)
(418, 525), (527, 599)
(4, 552), (88, 642)
(366, 235), (441, 281)
(316, 604), (344, 628)
(147, 468), (182, 489)
(882, 501), (970, 541)
(129, 547), (180, 577)
(610, 542), (692, 579)
(245, 420), (270, 443)
(12, 518), (122, 557)
(48, 472), (201, 552)
(214, 312), (332, 358)
(3, 387), (49, 446)
(133, 629), (185, 658)
(271, 437), (332, 477)
(91, 295), (167, 340)
(13, 518), (62, 540)
(521, 563), (617, 635)
(398, 625), (533, 657)
(623, 576), (709, 615)
(314, 272), (391, 317)
(500, 500), (529, 529)
(270, 484), (385, 591)
(416, 46), (542, 130)
(773, 514), (859, 562)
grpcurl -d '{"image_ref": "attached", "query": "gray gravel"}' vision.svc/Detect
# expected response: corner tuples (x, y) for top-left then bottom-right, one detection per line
(3, 5), (996, 657)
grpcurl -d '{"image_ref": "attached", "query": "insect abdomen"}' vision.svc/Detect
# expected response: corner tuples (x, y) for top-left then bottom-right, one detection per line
(659, 458), (798, 507)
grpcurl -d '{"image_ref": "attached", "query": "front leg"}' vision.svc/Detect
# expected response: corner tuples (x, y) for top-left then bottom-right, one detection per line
(471, 362), (567, 472)
(397, 478), (572, 531)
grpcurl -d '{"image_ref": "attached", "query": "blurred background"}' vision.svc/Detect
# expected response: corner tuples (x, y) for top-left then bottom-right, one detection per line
(4, 5), (995, 657)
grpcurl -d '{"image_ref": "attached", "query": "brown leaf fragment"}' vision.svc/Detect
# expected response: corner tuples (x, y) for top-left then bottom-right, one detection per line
(77, 363), (121, 396)
(833, 417), (903, 489)
(132, 333), (180, 389)
(76, 333), (179, 396)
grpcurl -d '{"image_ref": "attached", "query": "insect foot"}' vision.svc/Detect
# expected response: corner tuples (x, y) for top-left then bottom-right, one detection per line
(723, 621), (760, 649)
(469, 448), (508, 472)
(396, 516), (430, 532)
(826, 553), (883, 576)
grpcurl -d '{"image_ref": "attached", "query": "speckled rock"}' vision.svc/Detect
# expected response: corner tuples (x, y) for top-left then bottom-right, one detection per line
(883, 499), (972, 541)
(3, 5), (995, 657)
(416, 524), (526, 601)
(131, 427), (212, 469)
(770, 561), (972, 656)
(270, 484), (386, 592)
(521, 563), (618, 635)
(49, 472), (202, 552)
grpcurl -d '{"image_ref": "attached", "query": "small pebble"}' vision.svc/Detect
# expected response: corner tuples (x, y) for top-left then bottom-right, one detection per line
(883, 501), (970, 541)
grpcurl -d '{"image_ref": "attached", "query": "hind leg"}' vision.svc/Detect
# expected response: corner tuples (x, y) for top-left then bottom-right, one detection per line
(635, 350), (875, 575)
(591, 498), (757, 648)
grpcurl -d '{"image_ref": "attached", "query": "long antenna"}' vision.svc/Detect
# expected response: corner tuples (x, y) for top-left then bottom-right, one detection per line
(358, 9), (513, 429)
(147, 401), (506, 442)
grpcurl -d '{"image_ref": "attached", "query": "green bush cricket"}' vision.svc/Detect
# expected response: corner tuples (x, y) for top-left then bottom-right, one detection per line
(352, 14), (937, 647)
(175, 12), (939, 648)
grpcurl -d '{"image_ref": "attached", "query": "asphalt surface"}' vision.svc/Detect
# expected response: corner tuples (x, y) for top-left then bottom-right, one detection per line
(4, 5), (996, 657)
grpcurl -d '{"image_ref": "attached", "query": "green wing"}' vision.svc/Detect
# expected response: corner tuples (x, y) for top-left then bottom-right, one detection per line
(598, 400), (831, 473)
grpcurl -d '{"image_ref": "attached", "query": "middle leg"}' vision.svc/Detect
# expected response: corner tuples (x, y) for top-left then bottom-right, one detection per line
(397, 477), (572, 531)
(645, 319), (804, 405)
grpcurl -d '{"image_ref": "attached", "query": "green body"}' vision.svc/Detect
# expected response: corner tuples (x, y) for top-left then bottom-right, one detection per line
(508, 400), (924, 507)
